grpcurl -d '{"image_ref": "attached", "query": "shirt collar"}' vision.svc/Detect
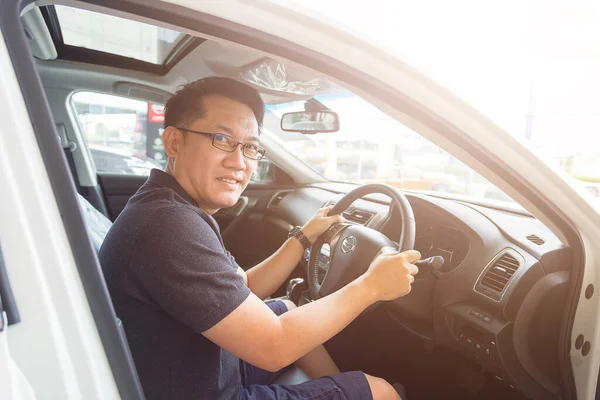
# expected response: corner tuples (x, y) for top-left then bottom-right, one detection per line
(148, 169), (199, 207)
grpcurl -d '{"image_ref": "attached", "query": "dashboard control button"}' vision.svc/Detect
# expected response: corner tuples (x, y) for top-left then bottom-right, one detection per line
(469, 309), (480, 317)
(466, 336), (474, 348)
(489, 341), (497, 359)
(485, 347), (492, 358)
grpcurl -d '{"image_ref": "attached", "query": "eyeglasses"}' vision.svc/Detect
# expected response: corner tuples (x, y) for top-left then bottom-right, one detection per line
(176, 127), (266, 160)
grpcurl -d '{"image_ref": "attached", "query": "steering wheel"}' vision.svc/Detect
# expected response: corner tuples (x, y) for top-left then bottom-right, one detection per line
(308, 184), (416, 300)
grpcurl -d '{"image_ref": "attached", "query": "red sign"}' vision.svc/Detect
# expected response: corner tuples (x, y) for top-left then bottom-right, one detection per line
(148, 103), (165, 123)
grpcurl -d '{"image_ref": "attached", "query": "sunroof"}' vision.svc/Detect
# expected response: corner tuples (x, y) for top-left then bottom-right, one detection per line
(54, 5), (185, 65)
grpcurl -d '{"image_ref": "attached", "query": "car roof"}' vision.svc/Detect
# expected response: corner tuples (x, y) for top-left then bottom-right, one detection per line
(24, 4), (332, 106)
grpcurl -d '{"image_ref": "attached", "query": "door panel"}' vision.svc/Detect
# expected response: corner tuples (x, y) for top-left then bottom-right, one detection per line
(0, 245), (35, 399)
(0, 319), (37, 400)
(97, 173), (147, 220)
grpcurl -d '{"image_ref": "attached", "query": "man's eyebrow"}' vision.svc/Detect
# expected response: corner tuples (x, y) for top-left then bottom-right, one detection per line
(214, 124), (235, 134)
(215, 124), (259, 143)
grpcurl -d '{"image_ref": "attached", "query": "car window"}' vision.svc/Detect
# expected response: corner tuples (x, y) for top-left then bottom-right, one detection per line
(264, 93), (518, 207)
(71, 92), (166, 175)
(251, 157), (274, 183)
(301, 1), (600, 207)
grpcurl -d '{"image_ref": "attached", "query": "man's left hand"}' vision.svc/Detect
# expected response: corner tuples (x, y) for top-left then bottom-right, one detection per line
(301, 206), (345, 243)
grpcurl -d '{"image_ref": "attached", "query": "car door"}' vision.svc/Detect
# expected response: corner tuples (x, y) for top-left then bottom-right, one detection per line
(0, 247), (36, 400)
(1, 4), (143, 398)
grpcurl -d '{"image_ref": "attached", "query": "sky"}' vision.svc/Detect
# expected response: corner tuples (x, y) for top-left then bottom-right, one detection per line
(292, 0), (600, 161)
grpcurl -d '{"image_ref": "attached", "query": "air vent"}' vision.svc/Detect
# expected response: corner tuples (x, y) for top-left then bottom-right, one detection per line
(344, 209), (374, 225)
(481, 253), (520, 294)
(526, 234), (545, 245)
(270, 192), (289, 207)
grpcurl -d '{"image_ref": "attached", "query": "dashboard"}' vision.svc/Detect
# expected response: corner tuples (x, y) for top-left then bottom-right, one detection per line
(415, 223), (469, 272)
(257, 183), (571, 400)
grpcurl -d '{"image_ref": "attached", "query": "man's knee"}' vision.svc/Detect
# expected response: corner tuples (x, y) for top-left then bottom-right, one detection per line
(364, 373), (401, 400)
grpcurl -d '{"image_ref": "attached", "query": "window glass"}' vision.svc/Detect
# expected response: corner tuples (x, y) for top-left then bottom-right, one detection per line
(55, 5), (184, 64)
(298, 0), (600, 206)
(264, 92), (519, 208)
(251, 158), (274, 183)
(72, 92), (166, 175)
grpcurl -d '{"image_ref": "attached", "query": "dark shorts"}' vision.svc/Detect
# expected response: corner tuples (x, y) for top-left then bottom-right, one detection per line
(239, 300), (373, 400)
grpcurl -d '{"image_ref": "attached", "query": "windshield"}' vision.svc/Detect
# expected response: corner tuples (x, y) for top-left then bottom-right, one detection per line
(291, 0), (600, 207)
(264, 91), (515, 205)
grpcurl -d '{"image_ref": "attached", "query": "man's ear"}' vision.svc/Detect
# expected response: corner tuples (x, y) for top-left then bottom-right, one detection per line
(162, 126), (181, 158)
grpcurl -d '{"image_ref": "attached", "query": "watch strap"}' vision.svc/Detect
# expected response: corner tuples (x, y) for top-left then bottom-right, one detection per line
(289, 226), (312, 250)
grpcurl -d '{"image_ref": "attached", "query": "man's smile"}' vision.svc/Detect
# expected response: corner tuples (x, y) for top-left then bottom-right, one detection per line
(217, 175), (243, 187)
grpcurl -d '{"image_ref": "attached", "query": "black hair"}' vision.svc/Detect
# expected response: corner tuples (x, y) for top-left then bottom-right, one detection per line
(163, 76), (264, 131)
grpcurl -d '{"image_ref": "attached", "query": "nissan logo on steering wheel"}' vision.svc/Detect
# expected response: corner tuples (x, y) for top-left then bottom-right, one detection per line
(341, 236), (357, 254)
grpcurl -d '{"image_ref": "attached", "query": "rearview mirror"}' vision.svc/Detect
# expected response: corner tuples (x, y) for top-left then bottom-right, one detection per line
(280, 111), (340, 134)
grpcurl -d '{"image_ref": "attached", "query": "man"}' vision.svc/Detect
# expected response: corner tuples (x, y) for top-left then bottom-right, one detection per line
(100, 77), (420, 400)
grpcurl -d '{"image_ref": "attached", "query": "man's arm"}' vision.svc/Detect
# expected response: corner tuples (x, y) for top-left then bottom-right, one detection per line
(245, 206), (343, 299)
(244, 238), (304, 299)
(203, 250), (420, 372)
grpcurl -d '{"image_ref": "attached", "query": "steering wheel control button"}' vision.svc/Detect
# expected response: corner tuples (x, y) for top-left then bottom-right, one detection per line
(341, 236), (357, 254)
(303, 249), (310, 262)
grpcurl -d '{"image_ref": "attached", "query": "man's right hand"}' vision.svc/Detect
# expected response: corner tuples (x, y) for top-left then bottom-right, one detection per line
(360, 250), (421, 302)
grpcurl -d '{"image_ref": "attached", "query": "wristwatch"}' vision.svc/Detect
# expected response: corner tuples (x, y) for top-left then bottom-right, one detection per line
(288, 226), (312, 250)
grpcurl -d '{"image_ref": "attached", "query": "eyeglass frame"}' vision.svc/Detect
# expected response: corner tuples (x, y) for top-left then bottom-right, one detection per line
(175, 127), (266, 160)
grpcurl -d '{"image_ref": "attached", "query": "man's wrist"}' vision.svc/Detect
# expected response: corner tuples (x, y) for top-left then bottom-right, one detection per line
(353, 274), (379, 305)
(288, 226), (312, 250)
(299, 224), (317, 243)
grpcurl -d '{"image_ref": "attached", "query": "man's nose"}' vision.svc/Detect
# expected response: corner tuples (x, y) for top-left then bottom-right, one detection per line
(224, 144), (247, 169)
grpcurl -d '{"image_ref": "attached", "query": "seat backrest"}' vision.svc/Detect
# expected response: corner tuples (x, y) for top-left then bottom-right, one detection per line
(77, 194), (112, 252)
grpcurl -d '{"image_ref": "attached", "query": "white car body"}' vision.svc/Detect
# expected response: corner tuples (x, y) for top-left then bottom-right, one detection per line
(1, 1), (599, 399)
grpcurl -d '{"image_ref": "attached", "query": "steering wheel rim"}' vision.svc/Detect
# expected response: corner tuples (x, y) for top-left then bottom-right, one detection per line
(308, 184), (415, 300)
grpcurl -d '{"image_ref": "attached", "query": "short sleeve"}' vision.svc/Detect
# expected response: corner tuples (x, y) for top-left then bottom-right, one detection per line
(130, 206), (251, 333)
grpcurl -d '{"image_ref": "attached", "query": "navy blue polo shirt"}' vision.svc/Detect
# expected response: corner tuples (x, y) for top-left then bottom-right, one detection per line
(100, 169), (251, 400)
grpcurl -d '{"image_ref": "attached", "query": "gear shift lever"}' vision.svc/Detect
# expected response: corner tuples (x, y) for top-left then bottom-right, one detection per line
(286, 278), (307, 304)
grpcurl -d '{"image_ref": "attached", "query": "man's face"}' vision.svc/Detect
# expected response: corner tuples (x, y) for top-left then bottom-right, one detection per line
(166, 95), (260, 214)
